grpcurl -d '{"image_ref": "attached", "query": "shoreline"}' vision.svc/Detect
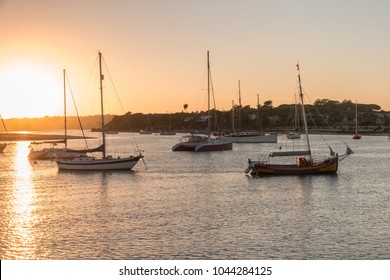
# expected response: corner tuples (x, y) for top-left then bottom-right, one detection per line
(0, 130), (388, 142)
(0, 133), (92, 142)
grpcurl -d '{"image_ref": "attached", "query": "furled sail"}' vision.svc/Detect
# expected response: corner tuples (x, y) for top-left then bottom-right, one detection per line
(269, 150), (310, 157)
(68, 144), (104, 153)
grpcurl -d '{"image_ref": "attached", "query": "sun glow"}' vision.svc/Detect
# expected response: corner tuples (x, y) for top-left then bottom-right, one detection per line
(0, 63), (62, 118)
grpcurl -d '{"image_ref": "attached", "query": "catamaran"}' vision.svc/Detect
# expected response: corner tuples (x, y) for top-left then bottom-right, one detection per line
(245, 63), (353, 176)
(172, 51), (232, 152)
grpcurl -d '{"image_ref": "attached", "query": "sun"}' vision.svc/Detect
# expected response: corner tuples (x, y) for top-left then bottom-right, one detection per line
(0, 63), (63, 118)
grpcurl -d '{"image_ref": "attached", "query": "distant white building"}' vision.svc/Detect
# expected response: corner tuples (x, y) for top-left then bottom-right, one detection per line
(199, 115), (210, 122)
(248, 113), (256, 120)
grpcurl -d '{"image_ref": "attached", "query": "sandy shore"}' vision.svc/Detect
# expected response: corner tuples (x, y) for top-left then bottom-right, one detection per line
(0, 133), (91, 142)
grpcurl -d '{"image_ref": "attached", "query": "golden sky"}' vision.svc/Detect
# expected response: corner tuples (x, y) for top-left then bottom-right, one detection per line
(1, 0), (390, 118)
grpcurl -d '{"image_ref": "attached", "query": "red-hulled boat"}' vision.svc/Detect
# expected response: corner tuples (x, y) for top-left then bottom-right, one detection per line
(245, 63), (352, 176)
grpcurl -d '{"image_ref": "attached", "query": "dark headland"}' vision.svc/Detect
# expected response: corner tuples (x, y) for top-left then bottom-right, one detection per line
(0, 133), (90, 142)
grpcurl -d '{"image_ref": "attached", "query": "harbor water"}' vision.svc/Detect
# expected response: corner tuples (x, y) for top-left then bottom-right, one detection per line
(0, 131), (389, 259)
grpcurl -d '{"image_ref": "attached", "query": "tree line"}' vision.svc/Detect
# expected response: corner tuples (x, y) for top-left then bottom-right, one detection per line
(106, 99), (390, 133)
(2, 99), (388, 133)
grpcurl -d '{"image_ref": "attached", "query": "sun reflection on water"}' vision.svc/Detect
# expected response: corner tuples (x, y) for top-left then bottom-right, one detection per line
(7, 142), (37, 259)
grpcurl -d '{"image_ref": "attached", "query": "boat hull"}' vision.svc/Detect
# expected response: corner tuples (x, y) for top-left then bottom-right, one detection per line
(0, 143), (6, 153)
(160, 131), (176, 135)
(172, 139), (233, 151)
(246, 157), (338, 176)
(218, 134), (277, 143)
(195, 141), (233, 151)
(287, 133), (301, 140)
(28, 148), (87, 160)
(57, 155), (143, 171)
(172, 142), (198, 151)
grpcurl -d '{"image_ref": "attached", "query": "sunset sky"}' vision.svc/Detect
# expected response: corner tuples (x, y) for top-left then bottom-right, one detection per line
(1, 0), (390, 118)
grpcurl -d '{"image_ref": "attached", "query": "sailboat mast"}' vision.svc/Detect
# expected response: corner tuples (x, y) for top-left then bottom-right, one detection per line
(294, 93), (298, 131)
(63, 69), (67, 149)
(257, 93), (262, 134)
(355, 99), (358, 135)
(99, 52), (106, 158)
(231, 100), (235, 131)
(238, 80), (241, 130)
(207, 51), (211, 134)
(169, 112), (172, 130)
(0, 114), (8, 135)
(297, 63), (311, 157)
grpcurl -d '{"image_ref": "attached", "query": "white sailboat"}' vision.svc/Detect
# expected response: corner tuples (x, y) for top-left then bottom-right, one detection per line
(218, 82), (277, 143)
(160, 112), (176, 135)
(57, 52), (143, 171)
(140, 114), (153, 134)
(28, 69), (88, 160)
(287, 93), (301, 139)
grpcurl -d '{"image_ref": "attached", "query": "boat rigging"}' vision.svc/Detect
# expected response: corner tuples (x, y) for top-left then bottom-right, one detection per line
(245, 63), (353, 176)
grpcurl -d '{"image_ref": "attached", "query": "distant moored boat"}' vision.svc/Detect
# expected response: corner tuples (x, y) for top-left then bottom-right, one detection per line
(172, 51), (232, 152)
(352, 99), (362, 140)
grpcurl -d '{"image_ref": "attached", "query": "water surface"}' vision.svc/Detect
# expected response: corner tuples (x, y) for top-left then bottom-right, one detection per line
(0, 132), (389, 259)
